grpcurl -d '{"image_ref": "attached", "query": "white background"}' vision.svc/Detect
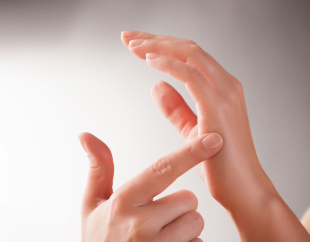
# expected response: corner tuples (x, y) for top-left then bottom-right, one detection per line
(0, 1), (310, 241)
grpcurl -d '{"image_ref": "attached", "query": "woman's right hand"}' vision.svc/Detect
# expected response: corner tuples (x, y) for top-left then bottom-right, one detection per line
(79, 132), (223, 242)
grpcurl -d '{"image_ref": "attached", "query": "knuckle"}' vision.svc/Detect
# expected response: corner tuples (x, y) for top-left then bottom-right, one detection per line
(188, 66), (201, 79)
(151, 157), (173, 176)
(226, 90), (239, 102)
(219, 81), (243, 104)
(234, 79), (244, 93)
(187, 142), (200, 162)
(206, 63), (218, 77)
(179, 190), (198, 210)
(182, 39), (196, 45)
(190, 44), (205, 56)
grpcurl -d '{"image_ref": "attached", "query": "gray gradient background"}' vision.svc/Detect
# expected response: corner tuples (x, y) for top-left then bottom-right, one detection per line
(0, 0), (309, 241)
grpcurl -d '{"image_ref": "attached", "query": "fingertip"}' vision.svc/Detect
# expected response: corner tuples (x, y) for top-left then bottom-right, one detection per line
(120, 31), (130, 47)
(78, 132), (90, 153)
(121, 36), (129, 47)
(78, 132), (110, 157)
(78, 132), (94, 141)
(150, 81), (166, 98)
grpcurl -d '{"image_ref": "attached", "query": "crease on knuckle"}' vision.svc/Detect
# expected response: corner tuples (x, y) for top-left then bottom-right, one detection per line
(166, 101), (183, 120)
(151, 157), (172, 175)
(187, 142), (199, 162)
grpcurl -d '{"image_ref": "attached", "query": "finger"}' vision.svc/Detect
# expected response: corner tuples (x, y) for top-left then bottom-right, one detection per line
(121, 31), (226, 84)
(139, 190), (198, 231)
(121, 30), (178, 47)
(78, 132), (114, 217)
(151, 81), (197, 141)
(301, 206), (310, 234)
(190, 238), (203, 242)
(116, 133), (223, 205)
(158, 211), (204, 242)
(146, 54), (213, 104)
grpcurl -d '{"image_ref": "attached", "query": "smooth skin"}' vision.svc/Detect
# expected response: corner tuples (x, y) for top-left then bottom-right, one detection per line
(121, 30), (310, 242)
(79, 132), (223, 242)
(302, 207), (310, 234)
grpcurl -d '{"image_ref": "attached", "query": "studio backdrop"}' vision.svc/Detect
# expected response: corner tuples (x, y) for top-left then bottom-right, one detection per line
(0, 1), (309, 241)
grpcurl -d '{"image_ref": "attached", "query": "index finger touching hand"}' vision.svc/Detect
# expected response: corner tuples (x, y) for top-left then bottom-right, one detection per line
(116, 133), (223, 205)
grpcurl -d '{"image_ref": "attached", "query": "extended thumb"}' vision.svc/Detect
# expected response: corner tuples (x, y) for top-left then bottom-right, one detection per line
(78, 132), (114, 217)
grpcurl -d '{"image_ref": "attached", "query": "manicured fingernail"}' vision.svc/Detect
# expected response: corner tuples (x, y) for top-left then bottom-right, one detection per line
(122, 30), (140, 38)
(129, 39), (145, 48)
(202, 133), (223, 150)
(146, 53), (160, 59)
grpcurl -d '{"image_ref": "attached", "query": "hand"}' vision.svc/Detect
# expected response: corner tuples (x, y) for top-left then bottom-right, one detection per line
(121, 30), (310, 242)
(79, 132), (223, 242)
(121, 30), (273, 210)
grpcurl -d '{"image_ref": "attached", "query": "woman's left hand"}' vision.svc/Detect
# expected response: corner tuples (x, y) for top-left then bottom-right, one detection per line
(121, 30), (310, 242)
(121, 30), (271, 211)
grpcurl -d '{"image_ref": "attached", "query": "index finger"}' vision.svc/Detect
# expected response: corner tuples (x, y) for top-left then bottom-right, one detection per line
(116, 133), (223, 205)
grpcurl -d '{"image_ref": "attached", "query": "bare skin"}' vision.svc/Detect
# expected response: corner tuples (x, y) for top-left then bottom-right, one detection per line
(302, 207), (310, 234)
(79, 132), (223, 242)
(121, 30), (310, 242)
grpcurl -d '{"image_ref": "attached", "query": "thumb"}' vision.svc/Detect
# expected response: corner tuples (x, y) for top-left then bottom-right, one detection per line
(78, 132), (114, 217)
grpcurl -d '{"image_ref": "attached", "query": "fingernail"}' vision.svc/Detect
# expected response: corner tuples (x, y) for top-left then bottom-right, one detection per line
(122, 30), (140, 38)
(202, 133), (223, 150)
(78, 136), (88, 153)
(146, 53), (160, 59)
(129, 39), (145, 47)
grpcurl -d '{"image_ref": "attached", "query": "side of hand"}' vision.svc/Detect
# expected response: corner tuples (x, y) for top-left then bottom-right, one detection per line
(121, 30), (310, 242)
(79, 132), (222, 242)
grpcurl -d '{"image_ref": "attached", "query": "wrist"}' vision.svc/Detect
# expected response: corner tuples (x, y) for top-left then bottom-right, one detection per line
(226, 166), (279, 213)
(229, 191), (281, 241)
(203, 152), (278, 212)
(229, 190), (310, 242)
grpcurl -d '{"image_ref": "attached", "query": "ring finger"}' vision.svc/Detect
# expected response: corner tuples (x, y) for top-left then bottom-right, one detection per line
(139, 189), (198, 231)
(157, 210), (204, 242)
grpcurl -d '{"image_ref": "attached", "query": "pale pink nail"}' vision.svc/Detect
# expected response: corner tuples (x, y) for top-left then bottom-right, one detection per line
(129, 39), (145, 48)
(202, 133), (223, 150)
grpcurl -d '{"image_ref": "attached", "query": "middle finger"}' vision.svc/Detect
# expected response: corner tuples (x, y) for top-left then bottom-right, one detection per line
(122, 31), (226, 85)
(146, 53), (212, 104)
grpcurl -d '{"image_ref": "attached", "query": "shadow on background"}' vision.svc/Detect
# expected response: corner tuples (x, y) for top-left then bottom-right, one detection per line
(0, 0), (84, 45)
